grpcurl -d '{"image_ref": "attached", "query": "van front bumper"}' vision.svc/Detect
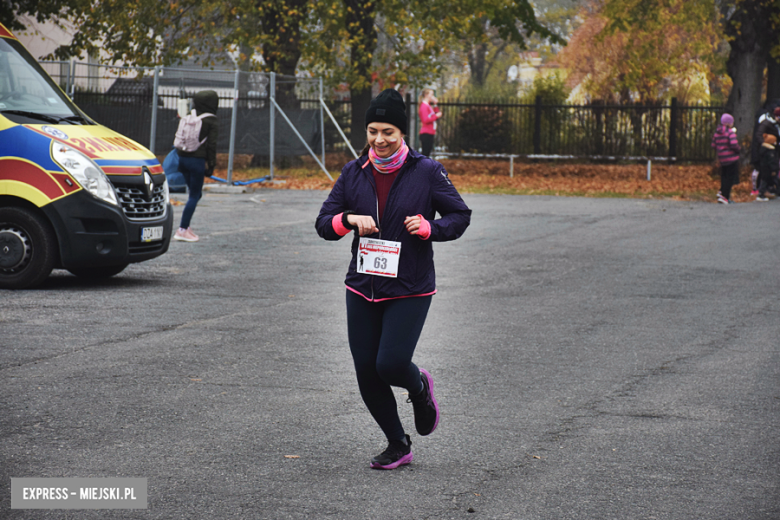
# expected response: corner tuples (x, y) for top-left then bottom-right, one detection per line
(43, 190), (173, 270)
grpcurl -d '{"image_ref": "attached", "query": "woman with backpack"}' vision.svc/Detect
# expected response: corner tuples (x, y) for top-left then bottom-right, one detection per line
(174, 90), (219, 242)
(315, 89), (471, 469)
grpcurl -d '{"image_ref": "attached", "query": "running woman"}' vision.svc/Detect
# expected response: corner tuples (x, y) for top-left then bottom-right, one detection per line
(315, 89), (471, 469)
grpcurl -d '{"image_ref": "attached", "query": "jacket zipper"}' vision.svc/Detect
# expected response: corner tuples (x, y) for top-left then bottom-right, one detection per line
(370, 177), (379, 302)
(366, 158), (413, 301)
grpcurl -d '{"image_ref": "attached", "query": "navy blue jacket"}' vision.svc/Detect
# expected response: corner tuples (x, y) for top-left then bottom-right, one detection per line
(315, 147), (471, 301)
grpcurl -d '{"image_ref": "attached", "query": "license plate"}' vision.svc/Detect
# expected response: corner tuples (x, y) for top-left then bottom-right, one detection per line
(141, 226), (163, 242)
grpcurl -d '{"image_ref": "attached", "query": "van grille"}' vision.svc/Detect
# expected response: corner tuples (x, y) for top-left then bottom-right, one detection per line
(113, 183), (167, 221)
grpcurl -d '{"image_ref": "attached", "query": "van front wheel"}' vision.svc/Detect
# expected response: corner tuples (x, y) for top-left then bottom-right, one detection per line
(0, 207), (58, 290)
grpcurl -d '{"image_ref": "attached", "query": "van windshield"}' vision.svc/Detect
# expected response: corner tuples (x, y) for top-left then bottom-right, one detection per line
(0, 38), (92, 125)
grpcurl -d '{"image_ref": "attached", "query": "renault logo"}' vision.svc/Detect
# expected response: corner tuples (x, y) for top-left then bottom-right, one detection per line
(142, 168), (154, 200)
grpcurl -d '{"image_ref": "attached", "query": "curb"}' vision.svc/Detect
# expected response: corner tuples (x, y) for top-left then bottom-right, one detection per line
(203, 185), (253, 194)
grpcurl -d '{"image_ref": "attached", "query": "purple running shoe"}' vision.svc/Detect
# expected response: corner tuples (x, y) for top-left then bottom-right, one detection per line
(370, 435), (413, 470)
(408, 368), (440, 436)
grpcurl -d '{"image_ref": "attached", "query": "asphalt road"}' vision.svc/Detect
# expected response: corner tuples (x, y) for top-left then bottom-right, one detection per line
(1, 188), (778, 519)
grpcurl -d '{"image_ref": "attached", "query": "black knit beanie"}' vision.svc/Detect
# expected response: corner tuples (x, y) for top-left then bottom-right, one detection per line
(365, 89), (407, 135)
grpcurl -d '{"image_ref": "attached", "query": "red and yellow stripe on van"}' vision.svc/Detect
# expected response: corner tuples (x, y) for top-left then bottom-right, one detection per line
(99, 163), (164, 175)
(0, 23), (18, 40)
(0, 157), (81, 207)
(30, 125), (156, 162)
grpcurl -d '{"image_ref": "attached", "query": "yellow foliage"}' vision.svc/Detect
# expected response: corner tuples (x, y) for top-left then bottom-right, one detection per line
(558, 0), (723, 104)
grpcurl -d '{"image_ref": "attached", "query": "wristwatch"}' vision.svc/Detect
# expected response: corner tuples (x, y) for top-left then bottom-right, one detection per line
(342, 210), (358, 230)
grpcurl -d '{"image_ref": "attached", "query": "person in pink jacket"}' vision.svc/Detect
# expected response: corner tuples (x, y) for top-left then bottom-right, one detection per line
(418, 89), (442, 156)
(711, 113), (741, 204)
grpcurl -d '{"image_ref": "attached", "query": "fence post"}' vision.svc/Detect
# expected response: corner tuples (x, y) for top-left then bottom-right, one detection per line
(320, 78), (326, 168)
(405, 92), (413, 149)
(66, 59), (74, 98)
(269, 72), (275, 181)
(227, 68), (240, 185)
(594, 100), (605, 156)
(149, 66), (160, 154)
(668, 97), (678, 160)
(533, 95), (542, 155)
(410, 88), (417, 151)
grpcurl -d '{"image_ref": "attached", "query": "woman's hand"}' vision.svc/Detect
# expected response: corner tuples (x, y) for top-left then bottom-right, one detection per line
(404, 215), (422, 234)
(347, 214), (379, 236)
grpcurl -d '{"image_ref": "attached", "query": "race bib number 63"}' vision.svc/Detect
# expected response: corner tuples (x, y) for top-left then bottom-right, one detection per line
(357, 237), (401, 278)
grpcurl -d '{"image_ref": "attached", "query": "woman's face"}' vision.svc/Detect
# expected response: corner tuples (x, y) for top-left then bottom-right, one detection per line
(367, 122), (404, 158)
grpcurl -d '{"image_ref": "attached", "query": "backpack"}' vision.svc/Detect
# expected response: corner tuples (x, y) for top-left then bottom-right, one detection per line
(173, 110), (215, 152)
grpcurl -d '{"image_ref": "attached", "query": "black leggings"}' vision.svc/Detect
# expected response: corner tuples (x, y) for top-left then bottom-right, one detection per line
(419, 134), (435, 156)
(720, 161), (739, 200)
(346, 290), (431, 441)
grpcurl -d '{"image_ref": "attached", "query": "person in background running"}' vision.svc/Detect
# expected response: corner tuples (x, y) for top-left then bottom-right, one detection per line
(711, 113), (741, 204)
(315, 89), (471, 470)
(174, 90), (218, 242)
(418, 89), (442, 157)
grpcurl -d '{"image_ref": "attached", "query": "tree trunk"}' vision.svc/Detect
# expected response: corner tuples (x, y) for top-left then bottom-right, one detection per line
(723, 0), (771, 142)
(260, 0), (307, 109)
(346, 1), (378, 151)
(350, 87), (372, 152)
(250, 0), (306, 167)
(467, 43), (488, 89)
(725, 47), (766, 142)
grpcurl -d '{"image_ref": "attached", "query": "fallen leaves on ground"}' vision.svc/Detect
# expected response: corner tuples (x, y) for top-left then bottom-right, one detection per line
(204, 158), (756, 203)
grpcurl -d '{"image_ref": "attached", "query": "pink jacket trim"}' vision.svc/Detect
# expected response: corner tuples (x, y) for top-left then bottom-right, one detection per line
(347, 285), (437, 302)
(415, 214), (431, 240)
(332, 212), (351, 236)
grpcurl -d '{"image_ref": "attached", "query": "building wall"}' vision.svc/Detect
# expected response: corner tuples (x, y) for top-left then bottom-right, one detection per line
(13, 16), (75, 60)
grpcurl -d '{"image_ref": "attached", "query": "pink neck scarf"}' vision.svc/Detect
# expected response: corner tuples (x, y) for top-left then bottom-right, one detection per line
(369, 140), (409, 174)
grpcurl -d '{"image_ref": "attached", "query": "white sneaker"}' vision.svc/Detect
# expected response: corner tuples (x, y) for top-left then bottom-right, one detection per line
(174, 227), (199, 242)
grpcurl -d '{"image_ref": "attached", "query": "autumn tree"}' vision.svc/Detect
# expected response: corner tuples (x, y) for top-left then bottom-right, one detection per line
(303, 0), (561, 148)
(6, 0), (559, 149)
(0, 0), (69, 33)
(558, 0), (722, 105)
(218, 0), (309, 107)
(461, 3), (564, 93)
(720, 0), (780, 138)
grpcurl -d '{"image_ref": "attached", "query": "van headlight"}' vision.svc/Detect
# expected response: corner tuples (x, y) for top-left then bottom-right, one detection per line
(52, 143), (119, 206)
(161, 177), (170, 205)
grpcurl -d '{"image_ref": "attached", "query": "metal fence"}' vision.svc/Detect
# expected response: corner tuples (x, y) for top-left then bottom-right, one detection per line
(407, 97), (723, 162)
(41, 60), (722, 178)
(298, 96), (722, 162)
(39, 60), (347, 182)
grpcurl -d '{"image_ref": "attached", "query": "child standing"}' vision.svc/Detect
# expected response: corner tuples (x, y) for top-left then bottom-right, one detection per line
(756, 134), (779, 202)
(711, 113), (741, 204)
